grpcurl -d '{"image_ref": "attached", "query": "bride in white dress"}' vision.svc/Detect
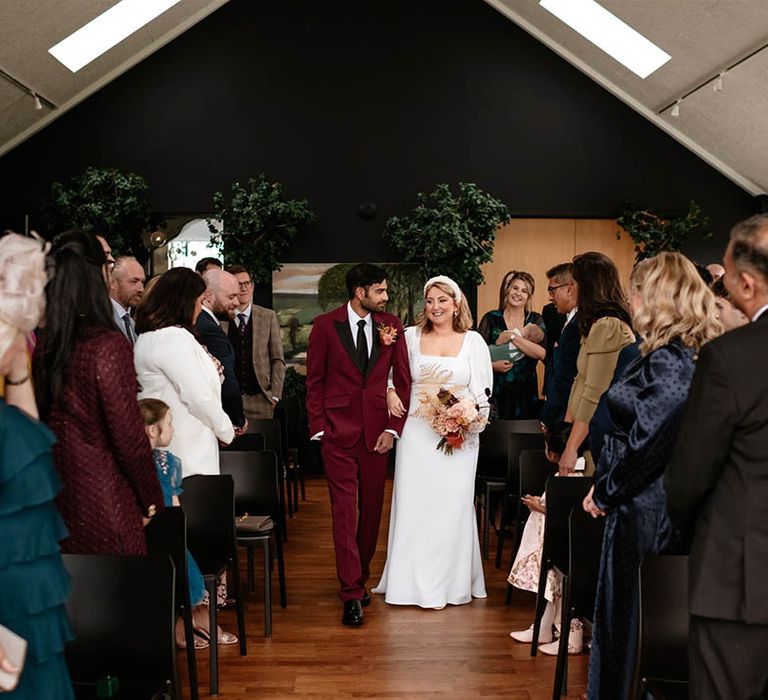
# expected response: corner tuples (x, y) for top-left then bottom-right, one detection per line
(373, 276), (493, 608)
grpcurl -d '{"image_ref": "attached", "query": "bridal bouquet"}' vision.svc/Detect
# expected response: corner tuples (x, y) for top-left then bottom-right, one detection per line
(415, 387), (488, 455)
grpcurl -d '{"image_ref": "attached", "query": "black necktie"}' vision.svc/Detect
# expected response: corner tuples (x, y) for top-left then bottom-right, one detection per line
(122, 312), (134, 346)
(237, 313), (247, 332)
(356, 319), (368, 372)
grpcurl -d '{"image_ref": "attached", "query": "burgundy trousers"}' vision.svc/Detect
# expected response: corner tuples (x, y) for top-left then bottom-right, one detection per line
(322, 436), (389, 602)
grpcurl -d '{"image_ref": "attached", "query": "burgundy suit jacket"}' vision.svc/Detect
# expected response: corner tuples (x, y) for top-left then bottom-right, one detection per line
(305, 305), (411, 451)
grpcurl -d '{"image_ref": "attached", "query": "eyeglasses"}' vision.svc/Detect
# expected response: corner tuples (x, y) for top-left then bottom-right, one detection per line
(238, 280), (253, 289)
(547, 283), (569, 294)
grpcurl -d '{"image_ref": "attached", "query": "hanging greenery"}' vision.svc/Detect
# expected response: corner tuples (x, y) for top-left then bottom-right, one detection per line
(617, 201), (712, 261)
(383, 182), (510, 290)
(40, 166), (151, 258)
(208, 175), (315, 285)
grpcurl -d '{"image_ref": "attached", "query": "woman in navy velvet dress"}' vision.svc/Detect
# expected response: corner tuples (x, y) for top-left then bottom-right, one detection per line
(582, 253), (723, 699)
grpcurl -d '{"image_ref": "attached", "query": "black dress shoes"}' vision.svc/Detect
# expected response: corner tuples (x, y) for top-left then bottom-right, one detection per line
(342, 599), (364, 626)
(361, 589), (371, 607)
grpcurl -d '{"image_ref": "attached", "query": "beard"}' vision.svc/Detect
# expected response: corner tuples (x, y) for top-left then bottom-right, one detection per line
(361, 294), (386, 313)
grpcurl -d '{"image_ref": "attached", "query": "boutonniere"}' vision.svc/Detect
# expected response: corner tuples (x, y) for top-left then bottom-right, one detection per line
(377, 322), (398, 346)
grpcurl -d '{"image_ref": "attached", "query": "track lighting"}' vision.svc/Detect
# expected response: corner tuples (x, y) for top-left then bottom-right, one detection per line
(32, 93), (42, 110)
(671, 100), (681, 117)
(713, 71), (725, 92)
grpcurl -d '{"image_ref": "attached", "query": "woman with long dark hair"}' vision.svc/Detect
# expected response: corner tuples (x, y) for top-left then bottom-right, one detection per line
(134, 267), (234, 477)
(33, 230), (163, 555)
(559, 252), (635, 476)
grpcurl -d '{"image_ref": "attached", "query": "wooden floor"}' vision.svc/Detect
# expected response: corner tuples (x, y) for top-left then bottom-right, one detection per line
(183, 475), (589, 699)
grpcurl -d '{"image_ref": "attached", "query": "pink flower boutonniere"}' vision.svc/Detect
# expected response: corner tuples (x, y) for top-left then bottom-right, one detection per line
(377, 322), (398, 346)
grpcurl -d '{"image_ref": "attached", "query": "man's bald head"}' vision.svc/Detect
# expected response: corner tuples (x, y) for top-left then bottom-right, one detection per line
(203, 268), (240, 321)
(110, 256), (145, 309)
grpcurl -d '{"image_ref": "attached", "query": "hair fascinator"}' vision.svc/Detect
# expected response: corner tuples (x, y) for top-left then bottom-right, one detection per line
(423, 275), (462, 302)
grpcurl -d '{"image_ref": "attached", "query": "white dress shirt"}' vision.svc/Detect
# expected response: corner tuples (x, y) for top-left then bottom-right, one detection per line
(751, 303), (768, 322)
(111, 297), (135, 343)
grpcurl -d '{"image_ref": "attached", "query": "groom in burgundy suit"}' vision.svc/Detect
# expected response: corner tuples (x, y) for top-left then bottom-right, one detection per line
(306, 264), (411, 626)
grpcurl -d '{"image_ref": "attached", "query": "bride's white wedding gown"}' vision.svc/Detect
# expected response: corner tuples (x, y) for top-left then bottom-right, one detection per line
(373, 327), (493, 608)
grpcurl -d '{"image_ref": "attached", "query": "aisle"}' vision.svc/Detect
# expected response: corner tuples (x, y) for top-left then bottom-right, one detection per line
(184, 475), (588, 699)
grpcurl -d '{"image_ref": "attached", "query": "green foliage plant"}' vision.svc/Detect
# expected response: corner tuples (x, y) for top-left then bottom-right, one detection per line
(617, 201), (712, 262)
(208, 175), (315, 285)
(41, 166), (151, 256)
(383, 182), (511, 290)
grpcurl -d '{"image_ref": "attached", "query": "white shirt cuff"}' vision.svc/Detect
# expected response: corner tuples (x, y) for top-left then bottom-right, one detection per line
(385, 429), (400, 440)
(311, 431), (324, 441)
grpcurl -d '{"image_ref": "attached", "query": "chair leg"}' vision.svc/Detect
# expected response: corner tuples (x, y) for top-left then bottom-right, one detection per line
(278, 468), (289, 539)
(275, 527), (287, 608)
(299, 463), (306, 501)
(482, 483), (490, 559)
(205, 577), (219, 696)
(292, 465), (299, 513)
(283, 463), (294, 519)
(508, 514), (526, 570)
(531, 561), (551, 656)
(262, 539), (272, 637)
(552, 574), (572, 700)
(495, 491), (510, 569)
(182, 604), (199, 700)
(229, 560), (247, 656)
(246, 545), (255, 593)
(505, 582), (513, 605)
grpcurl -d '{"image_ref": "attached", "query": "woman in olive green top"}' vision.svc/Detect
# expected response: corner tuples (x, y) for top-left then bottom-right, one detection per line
(560, 252), (634, 475)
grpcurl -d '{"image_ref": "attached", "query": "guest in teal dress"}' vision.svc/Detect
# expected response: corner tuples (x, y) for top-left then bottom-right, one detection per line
(0, 233), (74, 699)
(478, 271), (546, 419)
(138, 398), (238, 648)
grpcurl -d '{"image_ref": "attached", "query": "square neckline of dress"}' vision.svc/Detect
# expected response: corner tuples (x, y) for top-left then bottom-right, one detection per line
(415, 327), (469, 359)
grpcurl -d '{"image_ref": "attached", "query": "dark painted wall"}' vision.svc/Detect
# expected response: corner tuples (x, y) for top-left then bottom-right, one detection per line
(0, 0), (756, 263)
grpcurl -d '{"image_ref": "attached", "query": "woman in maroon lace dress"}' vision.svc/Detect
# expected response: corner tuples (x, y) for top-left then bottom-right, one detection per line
(33, 231), (163, 555)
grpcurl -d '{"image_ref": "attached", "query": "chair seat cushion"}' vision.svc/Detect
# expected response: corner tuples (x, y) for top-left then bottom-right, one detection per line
(235, 515), (273, 534)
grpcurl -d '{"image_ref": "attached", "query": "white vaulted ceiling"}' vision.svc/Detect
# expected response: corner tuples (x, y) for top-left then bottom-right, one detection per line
(0, 0), (229, 158)
(485, 0), (768, 195)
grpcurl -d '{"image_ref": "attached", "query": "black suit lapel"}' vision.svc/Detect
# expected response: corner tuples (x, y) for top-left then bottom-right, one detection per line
(366, 316), (381, 379)
(334, 319), (364, 374)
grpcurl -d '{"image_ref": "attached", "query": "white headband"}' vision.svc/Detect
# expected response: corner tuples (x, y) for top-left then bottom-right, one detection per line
(424, 275), (462, 303)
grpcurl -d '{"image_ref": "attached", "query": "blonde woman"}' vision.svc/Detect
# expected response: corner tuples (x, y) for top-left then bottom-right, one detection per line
(582, 252), (722, 699)
(374, 276), (493, 609)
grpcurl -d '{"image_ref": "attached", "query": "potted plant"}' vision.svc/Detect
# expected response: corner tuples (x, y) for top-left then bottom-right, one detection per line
(40, 166), (152, 259)
(383, 182), (510, 290)
(617, 201), (712, 261)
(207, 175), (315, 285)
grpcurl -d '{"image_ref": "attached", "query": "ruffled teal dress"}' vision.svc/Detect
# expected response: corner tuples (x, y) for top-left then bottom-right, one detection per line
(0, 399), (74, 700)
(152, 449), (206, 606)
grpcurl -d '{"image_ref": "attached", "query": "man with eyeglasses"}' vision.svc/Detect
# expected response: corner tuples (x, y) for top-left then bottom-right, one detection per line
(540, 263), (579, 428)
(224, 265), (286, 420)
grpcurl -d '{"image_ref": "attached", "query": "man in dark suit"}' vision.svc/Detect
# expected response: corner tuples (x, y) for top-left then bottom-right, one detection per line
(665, 214), (768, 699)
(540, 263), (579, 428)
(306, 264), (411, 626)
(196, 268), (246, 433)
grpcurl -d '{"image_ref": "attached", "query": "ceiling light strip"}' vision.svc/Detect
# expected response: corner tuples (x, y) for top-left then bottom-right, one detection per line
(539, 0), (670, 79)
(49, 0), (184, 73)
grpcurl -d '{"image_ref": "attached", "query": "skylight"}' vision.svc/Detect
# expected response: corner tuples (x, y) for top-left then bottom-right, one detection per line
(539, 0), (671, 79)
(49, 0), (184, 73)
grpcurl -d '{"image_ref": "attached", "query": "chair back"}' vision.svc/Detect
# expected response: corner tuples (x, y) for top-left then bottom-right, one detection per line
(63, 553), (177, 698)
(247, 418), (286, 462)
(518, 450), (555, 501)
(477, 420), (520, 480)
(505, 432), (546, 493)
(638, 555), (689, 686)
(507, 419), (543, 433)
(219, 450), (281, 522)
(146, 506), (190, 611)
(221, 432), (265, 452)
(543, 476), (593, 572)
(179, 474), (236, 573)
(568, 508), (605, 619)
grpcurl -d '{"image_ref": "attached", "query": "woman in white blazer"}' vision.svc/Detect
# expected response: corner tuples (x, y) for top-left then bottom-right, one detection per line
(134, 268), (234, 476)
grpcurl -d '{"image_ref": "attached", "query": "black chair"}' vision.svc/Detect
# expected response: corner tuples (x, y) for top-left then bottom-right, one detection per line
(247, 417), (291, 529)
(180, 475), (247, 696)
(551, 507), (605, 699)
(146, 507), (199, 700)
(220, 432), (265, 452)
(530, 475), (594, 653)
(220, 450), (288, 633)
(494, 431), (546, 568)
(636, 555), (690, 700)
(475, 420), (524, 559)
(277, 397), (307, 510)
(63, 553), (178, 700)
(504, 449), (556, 604)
